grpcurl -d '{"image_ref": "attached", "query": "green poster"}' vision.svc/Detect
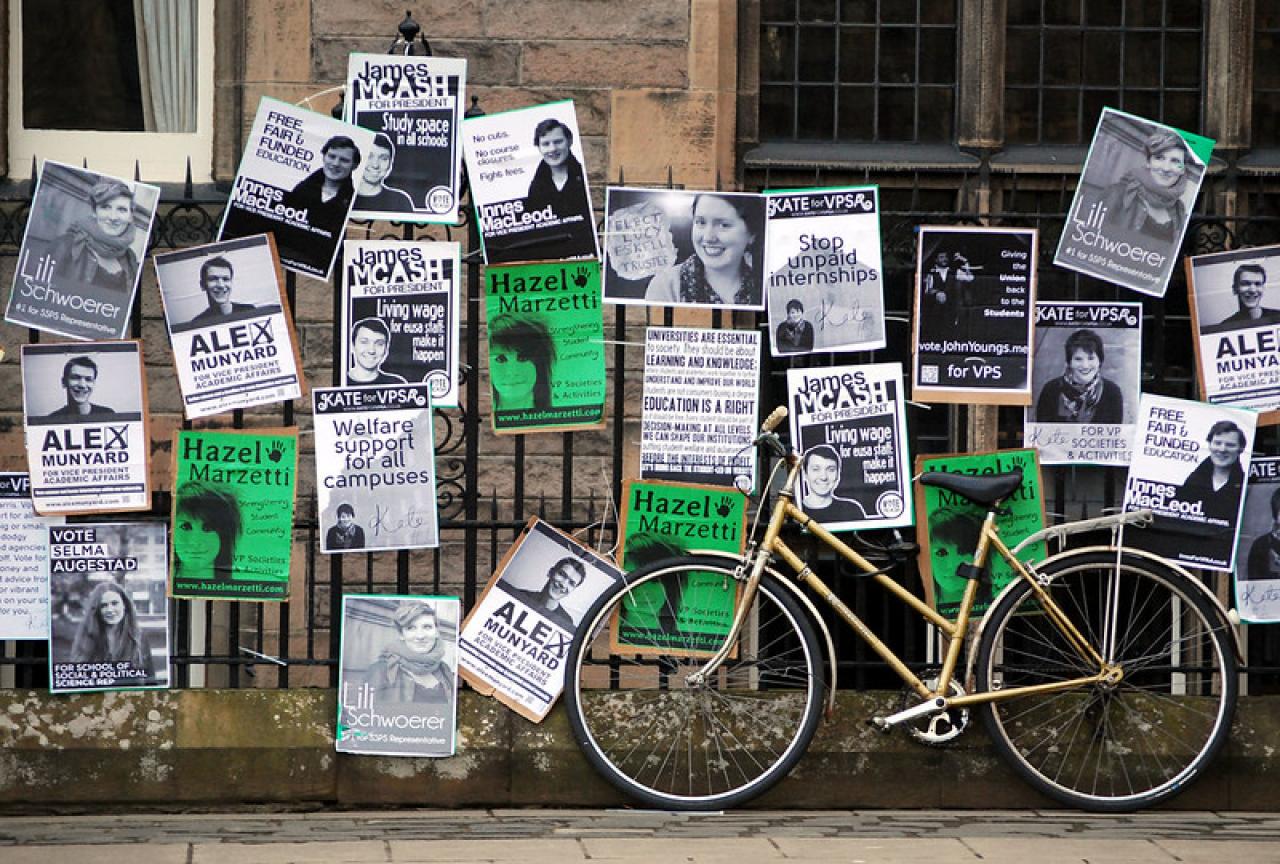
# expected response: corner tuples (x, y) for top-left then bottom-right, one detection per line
(483, 260), (607, 434)
(615, 480), (747, 654)
(171, 428), (298, 601)
(915, 449), (1045, 620)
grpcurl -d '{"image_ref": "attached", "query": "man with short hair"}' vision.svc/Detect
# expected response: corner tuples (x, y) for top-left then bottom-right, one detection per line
(800, 445), (868, 523)
(348, 317), (408, 385)
(44, 356), (115, 419)
(354, 133), (415, 213)
(1206, 263), (1280, 333)
(501, 556), (586, 632)
(187, 256), (257, 325)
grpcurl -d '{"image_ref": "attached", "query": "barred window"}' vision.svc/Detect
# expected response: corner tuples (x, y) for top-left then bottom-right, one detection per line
(1254, 1), (1280, 146)
(1005, 0), (1204, 145)
(759, 0), (958, 143)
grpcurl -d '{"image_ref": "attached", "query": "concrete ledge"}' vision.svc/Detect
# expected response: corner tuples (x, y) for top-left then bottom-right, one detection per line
(0, 689), (1275, 809)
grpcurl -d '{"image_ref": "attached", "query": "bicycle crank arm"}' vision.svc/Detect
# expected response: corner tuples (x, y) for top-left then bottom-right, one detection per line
(868, 696), (948, 732)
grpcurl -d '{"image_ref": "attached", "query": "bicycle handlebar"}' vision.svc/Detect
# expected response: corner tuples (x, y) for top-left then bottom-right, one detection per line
(760, 405), (788, 433)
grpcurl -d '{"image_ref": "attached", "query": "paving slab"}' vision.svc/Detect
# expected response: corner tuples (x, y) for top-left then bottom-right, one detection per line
(2, 845), (190, 864)
(581, 837), (783, 860)
(192, 840), (389, 863)
(773, 837), (979, 861)
(389, 838), (586, 862)
(961, 837), (1176, 862)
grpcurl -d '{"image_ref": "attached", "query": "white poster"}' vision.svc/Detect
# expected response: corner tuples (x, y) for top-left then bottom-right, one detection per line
(640, 327), (760, 489)
(313, 385), (439, 553)
(345, 54), (467, 223)
(1235, 458), (1280, 623)
(218, 97), (376, 279)
(764, 186), (885, 354)
(48, 522), (169, 693)
(786, 363), (913, 532)
(337, 595), (459, 756)
(458, 519), (622, 721)
(341, 240), (461, 408)
(1124, 394), (1257, 572)
(0, 474), (63, 640)
(1025, 302), (1142, 465)
(154, 235), (304, 419)
(461, 100), (598, 265)
(21, 342), (150, 515)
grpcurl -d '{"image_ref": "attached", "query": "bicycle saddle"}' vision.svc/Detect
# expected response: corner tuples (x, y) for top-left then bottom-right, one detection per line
(919, 471), (1023, 506)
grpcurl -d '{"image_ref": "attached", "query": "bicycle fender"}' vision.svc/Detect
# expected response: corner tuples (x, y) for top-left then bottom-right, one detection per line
(688, 548), (839, 716)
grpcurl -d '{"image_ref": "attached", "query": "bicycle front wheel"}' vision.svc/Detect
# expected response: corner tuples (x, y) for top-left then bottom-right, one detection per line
(975, 549), (1237, 811)
(564, 555), (825, 810)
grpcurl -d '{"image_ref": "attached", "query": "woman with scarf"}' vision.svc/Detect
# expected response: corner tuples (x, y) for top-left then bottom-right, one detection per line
(1099, 129), (1191, 244)
(70, 582), (156, 682)
(645, 194), (765, 308)
(49, 180), (140, 294)
(1034, 329), (1124, 424)
(367, 601), (452, 705)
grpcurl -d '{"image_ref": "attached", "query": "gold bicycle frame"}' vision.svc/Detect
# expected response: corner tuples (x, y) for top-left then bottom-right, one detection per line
(695, 451), (1120, 710)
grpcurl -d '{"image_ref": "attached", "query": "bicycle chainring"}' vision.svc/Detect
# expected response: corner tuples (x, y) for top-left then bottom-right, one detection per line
(899, 674), (970, 747)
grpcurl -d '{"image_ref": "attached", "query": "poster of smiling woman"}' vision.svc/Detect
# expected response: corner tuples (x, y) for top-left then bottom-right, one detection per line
(1054, 108), (1213, 297)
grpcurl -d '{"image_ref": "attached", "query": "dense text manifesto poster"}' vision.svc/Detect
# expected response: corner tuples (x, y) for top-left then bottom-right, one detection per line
(154, 234), (305, 418)
(345, 54), (466, 223)
(343, 240), (461, 408)
(1235, 458), (1280, 623)
(21, 341), (149, 515)
(641, 327), (760, 489)
(1124, 394), (1257, 572)
(764, 186), (886, 355)
(458, 519), (622, 721)
(0, 474), (63, 640)
(1025, 301), (1142, 465)
(171, 429), (298, 601)
(313, 385), (439, 554)
(786, 362), (913, 532)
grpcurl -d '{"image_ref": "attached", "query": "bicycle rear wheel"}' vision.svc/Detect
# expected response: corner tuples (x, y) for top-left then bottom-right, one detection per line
(975, 549), (1236, 811)
(564, 555), (825, 810)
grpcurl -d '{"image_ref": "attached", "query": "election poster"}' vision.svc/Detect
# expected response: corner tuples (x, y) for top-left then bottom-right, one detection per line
(0, 474), (63, 640)
(461, 100), (598, 265)
(786, 362), (913, 532)
(218, 97), (376, 280)
(602, 187), (767, 310)
(913, 226), (1037, 405)
(458, 519), (621, 722)
(154, 234), (305, 419)
(345, 53), (466, 223)
(21, 341), (150, 515)
(342, 240), (461, 408)
(915, 449), (1046, 620)
(764, 185), (886, 354)
(1188, 244), (1280, 425)
(337, 595), (459, 756)
(313, 385), (439, 553)
(170, 428), (298, 601)
(484, 259), (606, 433)
(641, 327), (760, 489)
(1235, 458), (1280, 623)
(5, 161), (159, 341)
(1025, 301), (1142, 465)
(1123, 394), (1256, 572)
(613, 480), (747, 655)
(1055, 108), (1213, 297)
(48, 522), (169, 693)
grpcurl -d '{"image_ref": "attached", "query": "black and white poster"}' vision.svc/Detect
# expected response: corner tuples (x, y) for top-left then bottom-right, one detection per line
(603, 187), (767, 310)
(0, 474), (63, 640)
(313, 385), (439, 554)
(154, 235), (305, 419)
(786, 363), (913, 532)
(764, 186), (885, 354)
(337, 595), (459, 756)
(461, 100), (598, 265)
(48, 522), (169, 693)
(1025, 302), (1142, 466)
(218, 97), (376, 279)
(5, 161), (159, 341)
(1189, 244), (1280, 424)
(913, 226), (1037, 405)
(1235, 458), (1280, 623)
(641, 327), (760, 489)
(341, 240), (461, 408)
(1055, 108), (1213, 297)
(458, 519), (621, 722)
(345, 54), (466, 223)
(21, 342), (149, 515)
(1123, 394), (1256, 572)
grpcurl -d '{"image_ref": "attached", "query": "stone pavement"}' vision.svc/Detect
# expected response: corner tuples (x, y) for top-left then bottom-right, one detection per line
(2, 809), (1279, 863)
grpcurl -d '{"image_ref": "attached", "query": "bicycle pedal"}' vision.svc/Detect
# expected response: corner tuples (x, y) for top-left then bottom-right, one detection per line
(866, 716), (893, 735)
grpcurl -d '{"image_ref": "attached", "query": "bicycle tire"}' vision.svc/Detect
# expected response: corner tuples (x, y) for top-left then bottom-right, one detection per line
(975, 548), (1237, 811)
(564, 555), (825, 810)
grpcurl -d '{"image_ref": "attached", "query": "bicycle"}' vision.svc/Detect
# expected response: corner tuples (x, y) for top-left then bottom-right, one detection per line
(564, 406), (1240, 812)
